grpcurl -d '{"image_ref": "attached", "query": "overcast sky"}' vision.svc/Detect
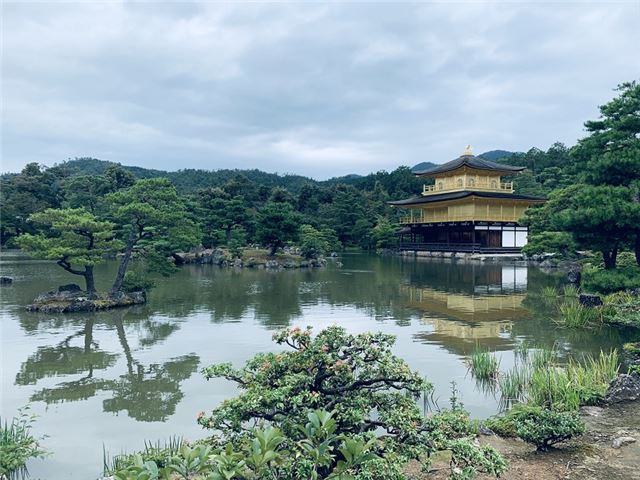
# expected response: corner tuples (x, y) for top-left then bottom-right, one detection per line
(2, 1), (639, 179)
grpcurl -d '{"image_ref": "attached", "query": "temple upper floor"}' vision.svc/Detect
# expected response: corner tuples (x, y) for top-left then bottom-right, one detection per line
(422, 173), (514, 195)
(414, 146), (524, 196)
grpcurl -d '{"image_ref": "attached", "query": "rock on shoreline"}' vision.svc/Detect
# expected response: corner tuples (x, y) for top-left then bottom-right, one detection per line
(605, 372), (640, 404)
(173, 248), (328, 269)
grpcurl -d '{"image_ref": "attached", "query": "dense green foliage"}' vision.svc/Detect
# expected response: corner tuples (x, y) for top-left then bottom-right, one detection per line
(582, 266), (640, 294)
(13, 178), (201, 297)
(256, 201), (301, 256)
(527, 351), (619, 410)
(602, 292), (640, 327)
(521, 231), (576, 257)
(0, 408), (48, 478)
(16, 208), (121, 295)
(299, 224), (339, 259)
(1, 157), (422, 267)
(522, 81), (640, 277)
(192, 326), (506, 479)
(104, 328), (508, 479)
(195, 188), (250, 248)
(485, 405), (584, 451)
(106, 178), (201, 294)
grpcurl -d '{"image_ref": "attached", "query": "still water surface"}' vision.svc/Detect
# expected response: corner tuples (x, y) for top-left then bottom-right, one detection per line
(1, 253), (634, 479)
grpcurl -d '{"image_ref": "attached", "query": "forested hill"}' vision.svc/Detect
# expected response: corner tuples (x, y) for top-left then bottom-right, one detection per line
(45, 157), (317, 194)
(478, 150), (518, 161)
(15, 151), (514, 194)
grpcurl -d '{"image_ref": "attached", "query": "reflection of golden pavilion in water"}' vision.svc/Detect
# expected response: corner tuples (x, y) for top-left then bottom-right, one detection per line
(406, 264), (528, 354)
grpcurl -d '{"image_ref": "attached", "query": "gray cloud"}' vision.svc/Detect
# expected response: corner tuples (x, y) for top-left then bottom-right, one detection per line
(2, 1), (639, 178)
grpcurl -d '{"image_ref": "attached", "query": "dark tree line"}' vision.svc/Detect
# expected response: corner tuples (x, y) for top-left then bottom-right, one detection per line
(1, 160), (420, 252)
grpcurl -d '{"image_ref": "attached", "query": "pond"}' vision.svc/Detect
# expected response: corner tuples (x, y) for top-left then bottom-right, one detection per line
(0, 252), (634, 479)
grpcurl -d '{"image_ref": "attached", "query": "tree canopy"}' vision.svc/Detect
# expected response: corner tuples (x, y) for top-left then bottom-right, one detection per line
(17, 208), (120, 295)
(107, 178), (201, 294)
(523, 81), (640, 269)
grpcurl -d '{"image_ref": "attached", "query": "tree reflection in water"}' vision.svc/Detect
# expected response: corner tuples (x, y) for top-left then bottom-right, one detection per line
(407, 261), (631, 358)
(15, 308), (199, 422)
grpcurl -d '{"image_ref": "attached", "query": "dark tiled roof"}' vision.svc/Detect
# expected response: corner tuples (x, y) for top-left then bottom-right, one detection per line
(414, 154), (525, 176)
(388, 190), (546, 206)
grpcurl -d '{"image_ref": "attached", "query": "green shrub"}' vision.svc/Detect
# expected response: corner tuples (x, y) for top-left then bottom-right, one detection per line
(486, 405), (584, 451)
(371, 217), (397, 249)
(196, 326), (506, 479)
(582, 265), (640, 294)
(122, 270), (156, 293)
(510, 406), (584, 451)
(585, 251), (639, 270)
(299, 224), (331, 259)
(104, 437), (183, 472)
(483, 412), (518, 438)
(447, 440), (508, 480)
(108, 411), (397, 480)
(0, 408), (48, 478)
(522, 231), (576, 257)
(228, 227), (247, 259)
(602, 296), (640, 328)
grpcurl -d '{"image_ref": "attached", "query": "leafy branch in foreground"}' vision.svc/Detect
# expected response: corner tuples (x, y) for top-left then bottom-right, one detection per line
(196, 326), (506, 479)
(0, 407), (48, 479)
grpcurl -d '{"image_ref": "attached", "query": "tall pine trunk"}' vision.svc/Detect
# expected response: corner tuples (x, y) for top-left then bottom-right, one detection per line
(84, 266), (96, 298)
(111, 228), (137, 296)
(56, 259), (96, 297)
(602, 246), (618, 270)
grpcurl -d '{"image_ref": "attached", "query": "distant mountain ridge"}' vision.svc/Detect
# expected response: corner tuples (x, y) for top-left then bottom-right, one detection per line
(478, 150), (519, 161)
(410, 162), (438, 173)
(4, 150), (522, 194)
(42, 157), (430, 196)
(44, 157), (318, 194)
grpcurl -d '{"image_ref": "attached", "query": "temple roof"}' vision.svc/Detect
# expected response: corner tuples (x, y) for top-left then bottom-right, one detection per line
(388, 190), (546, 206)
(414, 153), (526, 177)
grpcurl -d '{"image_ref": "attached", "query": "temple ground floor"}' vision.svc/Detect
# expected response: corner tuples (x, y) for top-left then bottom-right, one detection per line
(397, 221), (528, 253)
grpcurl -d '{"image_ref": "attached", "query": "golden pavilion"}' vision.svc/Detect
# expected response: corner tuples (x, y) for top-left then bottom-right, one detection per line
(389, 146), (545, 253)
